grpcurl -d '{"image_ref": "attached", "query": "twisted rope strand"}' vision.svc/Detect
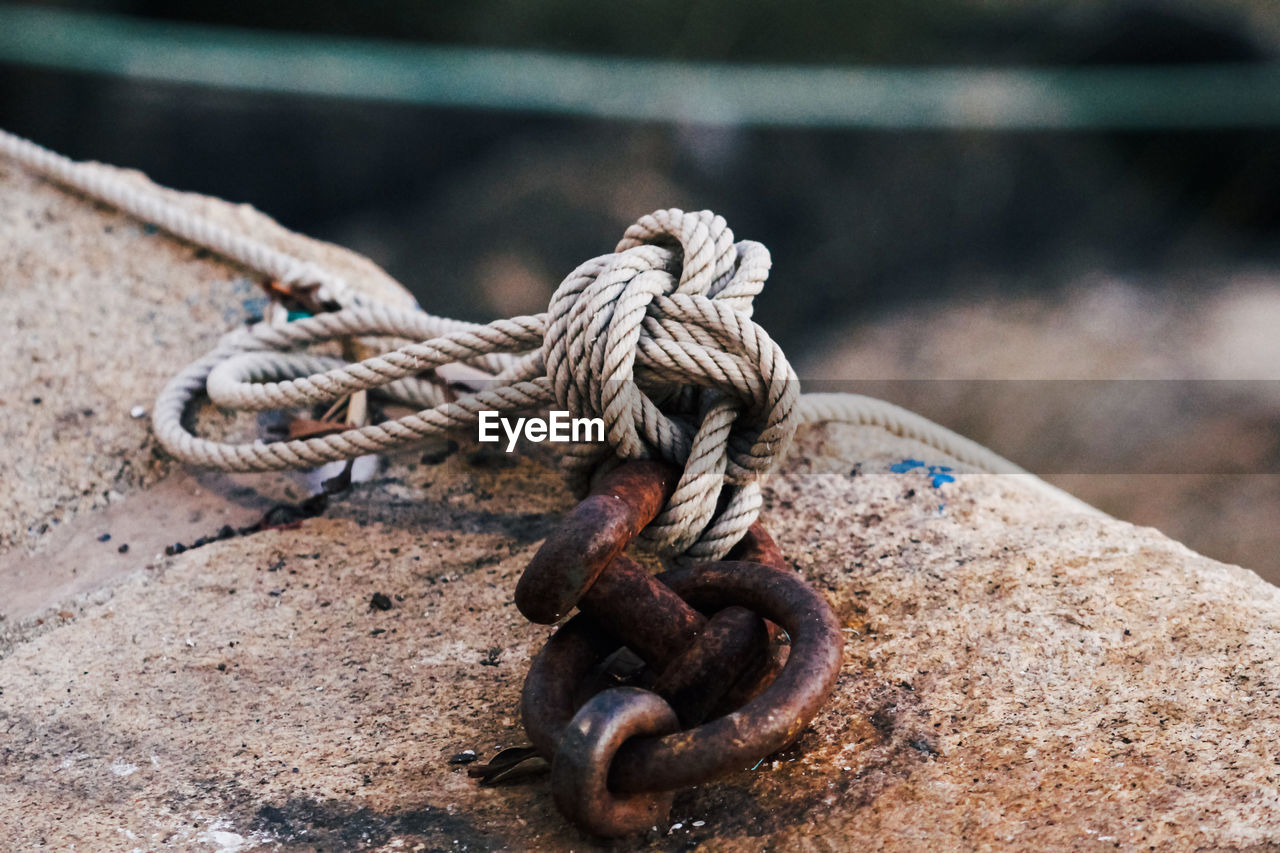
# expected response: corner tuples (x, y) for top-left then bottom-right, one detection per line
(0, 127), (1097, 562)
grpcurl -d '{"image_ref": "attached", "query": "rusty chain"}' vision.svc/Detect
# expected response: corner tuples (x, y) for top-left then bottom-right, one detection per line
(498, 461), (843, 837)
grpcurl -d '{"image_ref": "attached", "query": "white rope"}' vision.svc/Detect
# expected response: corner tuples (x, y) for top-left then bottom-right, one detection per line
(0, 128), (1096, 561)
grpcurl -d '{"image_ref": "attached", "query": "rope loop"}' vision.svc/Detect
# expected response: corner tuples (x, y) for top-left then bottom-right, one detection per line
(0, 128), (1099, 567)
(542, 209), (799, 559)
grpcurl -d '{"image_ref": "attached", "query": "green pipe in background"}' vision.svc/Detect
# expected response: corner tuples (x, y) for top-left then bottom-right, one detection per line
(2, 2), (1280, 129)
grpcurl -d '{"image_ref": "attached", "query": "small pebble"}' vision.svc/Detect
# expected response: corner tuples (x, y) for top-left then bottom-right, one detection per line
(370, 592), (393, 611)
(129, 405), (146, 419)
(117, 543), (129, 553)
(448, 750), (477, 765)
(97, 533), (111, 542)
(692, 821), (705, 827)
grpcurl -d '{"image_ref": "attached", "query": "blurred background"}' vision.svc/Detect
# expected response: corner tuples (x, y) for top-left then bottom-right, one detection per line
(1, 0), (1278, 577)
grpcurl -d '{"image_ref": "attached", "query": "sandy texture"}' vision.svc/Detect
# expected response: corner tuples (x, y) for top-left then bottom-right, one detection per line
(3, 158), (1280, 851)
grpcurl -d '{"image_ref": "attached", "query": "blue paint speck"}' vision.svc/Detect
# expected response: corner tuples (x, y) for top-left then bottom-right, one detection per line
(892, 458), (956, 489)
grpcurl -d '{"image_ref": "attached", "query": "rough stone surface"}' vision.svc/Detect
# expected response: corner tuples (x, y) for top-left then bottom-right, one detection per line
(0, 157), (412, 557)
(3, 159), (1280, 851)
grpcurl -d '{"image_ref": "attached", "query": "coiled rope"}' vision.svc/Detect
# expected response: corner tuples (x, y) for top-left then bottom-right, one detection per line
(0, 128), (1096, 560)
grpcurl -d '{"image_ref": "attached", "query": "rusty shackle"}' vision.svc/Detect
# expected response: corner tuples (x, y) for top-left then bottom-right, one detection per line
(516, 462), (773, 721)
(510, 461), (843, 836)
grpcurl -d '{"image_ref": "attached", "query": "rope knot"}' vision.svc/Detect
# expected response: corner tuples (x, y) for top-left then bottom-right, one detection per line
(542, 209), (799, 560)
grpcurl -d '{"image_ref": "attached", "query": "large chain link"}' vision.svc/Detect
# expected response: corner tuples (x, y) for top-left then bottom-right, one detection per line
(507, 461), (843, 836)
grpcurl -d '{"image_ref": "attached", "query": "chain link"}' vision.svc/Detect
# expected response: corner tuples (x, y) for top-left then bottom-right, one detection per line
(510, 461), (843, 836)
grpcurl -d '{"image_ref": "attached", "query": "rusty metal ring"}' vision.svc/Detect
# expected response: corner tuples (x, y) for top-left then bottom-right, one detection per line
(522, 559), (842, 794)
(550, 687), (680, 837)
(515, 461), (676, 624)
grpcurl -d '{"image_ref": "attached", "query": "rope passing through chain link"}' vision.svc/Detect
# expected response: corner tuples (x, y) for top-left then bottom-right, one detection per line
(0, 128), (1098, 561)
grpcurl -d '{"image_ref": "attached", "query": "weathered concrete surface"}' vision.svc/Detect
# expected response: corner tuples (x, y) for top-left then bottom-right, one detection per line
(0, 157), (412, 557)
(3, 158), (1280, 851)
